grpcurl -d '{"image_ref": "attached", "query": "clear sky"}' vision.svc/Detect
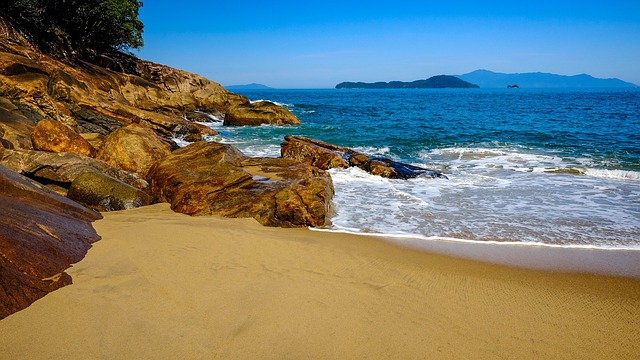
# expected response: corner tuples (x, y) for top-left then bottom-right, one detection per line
(137, 1), (640, 88)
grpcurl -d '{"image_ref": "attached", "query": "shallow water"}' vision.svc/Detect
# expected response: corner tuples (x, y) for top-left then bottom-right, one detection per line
(188, 88), (640, 248)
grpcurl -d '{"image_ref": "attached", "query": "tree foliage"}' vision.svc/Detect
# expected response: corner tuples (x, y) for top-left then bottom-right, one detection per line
(1, 0), (143, 56)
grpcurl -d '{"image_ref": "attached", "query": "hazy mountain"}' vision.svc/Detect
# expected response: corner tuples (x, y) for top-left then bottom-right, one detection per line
(336, 75), (479, 89)
(457, 70), (638, 88)
(225, 83), (273, 90)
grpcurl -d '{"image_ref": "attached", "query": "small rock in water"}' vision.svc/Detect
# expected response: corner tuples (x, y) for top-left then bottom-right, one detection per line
(281, 136), (447, 179)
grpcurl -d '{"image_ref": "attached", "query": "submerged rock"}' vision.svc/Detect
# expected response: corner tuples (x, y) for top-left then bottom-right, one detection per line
(281, 136), (447, 179)
(224, 101), (300, 126)
(0, 164), (101, 320)
(146, 141), (333, 227)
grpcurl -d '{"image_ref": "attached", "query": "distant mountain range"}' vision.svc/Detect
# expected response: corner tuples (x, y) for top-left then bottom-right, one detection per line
(336, 75), (479, 89)
(225, 83), (273, 90)
(457, 70), (638, 88)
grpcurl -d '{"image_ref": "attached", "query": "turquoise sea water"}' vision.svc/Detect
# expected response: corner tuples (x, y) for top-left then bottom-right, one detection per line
(188, 88), (640, 248)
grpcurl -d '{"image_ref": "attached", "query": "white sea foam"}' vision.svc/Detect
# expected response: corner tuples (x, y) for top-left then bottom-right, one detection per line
(193, 110), (224, 122)
(583, 168), (640, 181)
(170, 136), (191, 148)
(326, 153), (640, 248)
(250, 99), (294, 108)
(351, 146), (391, 156)
(197, 121), (223, 129)
(420, 147), (640, 184)
(238, 144), (281, 158)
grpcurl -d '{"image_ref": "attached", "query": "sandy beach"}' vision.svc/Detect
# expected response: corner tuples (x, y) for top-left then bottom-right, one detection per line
(1, 203), (639, 359)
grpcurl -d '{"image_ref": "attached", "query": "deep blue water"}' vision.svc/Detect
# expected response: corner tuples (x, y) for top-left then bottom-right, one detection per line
(192, 88), (640, 248)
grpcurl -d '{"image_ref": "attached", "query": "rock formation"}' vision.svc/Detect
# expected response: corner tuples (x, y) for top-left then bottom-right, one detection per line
(281, 136), (447, 179)
(146, 141), (333, 227)
(67, 171), (153, 212)
(97, 124), (174, 177)
(31, 118), (97, 157)
(224, 101), (300, 126)
(0, 147), (149, 191)
(0, 16), (298, 151)
(0, 165), (101, 320)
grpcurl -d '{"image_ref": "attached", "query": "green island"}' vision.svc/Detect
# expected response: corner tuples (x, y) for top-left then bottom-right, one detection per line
(336, 75), (479, 89)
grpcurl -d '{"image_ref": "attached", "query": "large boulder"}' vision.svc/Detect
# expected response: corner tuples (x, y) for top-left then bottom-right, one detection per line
(67, 171), (153, 212)
(281, 136), (447, 179)
(31, 118), (97, 157)
(224, 101), (300, 126)
(0, 148), (148, 191)
(97, 124), (173, 177)
(281, 136), (350, 169)
(146, 141), (333, 227)
(0, 164), (101, 319)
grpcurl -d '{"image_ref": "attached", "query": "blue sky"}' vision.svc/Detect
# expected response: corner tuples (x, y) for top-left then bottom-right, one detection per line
(137, 1), (640, 88)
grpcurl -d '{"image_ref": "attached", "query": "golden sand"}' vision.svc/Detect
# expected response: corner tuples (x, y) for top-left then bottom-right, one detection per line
(1, 203), (639, 359)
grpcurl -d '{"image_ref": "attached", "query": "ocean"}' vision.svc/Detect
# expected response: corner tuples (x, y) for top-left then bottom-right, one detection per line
(186, 88), (640, 249)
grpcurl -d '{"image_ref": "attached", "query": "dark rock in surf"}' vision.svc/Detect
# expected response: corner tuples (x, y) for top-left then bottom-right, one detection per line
(281, 136), (447, 179)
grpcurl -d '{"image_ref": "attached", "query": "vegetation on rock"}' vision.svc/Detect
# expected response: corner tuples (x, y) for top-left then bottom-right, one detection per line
(0, 0), (143, 57)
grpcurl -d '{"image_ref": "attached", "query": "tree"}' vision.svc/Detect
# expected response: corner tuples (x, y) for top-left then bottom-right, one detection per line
(0, 0), (144, 56)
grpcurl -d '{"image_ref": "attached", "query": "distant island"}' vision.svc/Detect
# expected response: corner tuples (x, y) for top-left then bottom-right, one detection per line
(457, 70), (638, 88)
(336, 75), (479, 89)
(225, 83), (273, 90)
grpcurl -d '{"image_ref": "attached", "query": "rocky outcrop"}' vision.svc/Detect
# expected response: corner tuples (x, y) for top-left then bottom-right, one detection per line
(0, 164), (101, 320)
(146, 141), (333, 227)
(67, 171), (152, 212)
(31, 118), (97, 157)
(0, 148), (148, 191)
(0, 96), (35, 149)
(97, 124), (173, 177)
(281, 136), (447, 179)
(1, 17), (294, 151)
(224, 101), (300, 126)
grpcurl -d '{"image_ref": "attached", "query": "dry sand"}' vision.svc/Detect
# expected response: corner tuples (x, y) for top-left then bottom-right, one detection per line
(1, 203), (639, 359)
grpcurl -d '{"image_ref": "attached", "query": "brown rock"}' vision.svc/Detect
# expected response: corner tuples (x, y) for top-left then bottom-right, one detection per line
(280, 135), (349, 170)
(0, 96), (35, 149)
(0, 147), (148, 190)
(146, 141), (333, 227)
(31, 118), (97, 157)
(67, 171), (153, 212)
(0, 164), (101, 319)
(80, 132), (105, 151)
(281, 136), (447, 179)
(224, 101), (301, 126)
(98, 124), (172, 176)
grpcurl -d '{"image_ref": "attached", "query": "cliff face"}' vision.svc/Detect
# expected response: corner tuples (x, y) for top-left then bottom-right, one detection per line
(0, 16), (248, 145)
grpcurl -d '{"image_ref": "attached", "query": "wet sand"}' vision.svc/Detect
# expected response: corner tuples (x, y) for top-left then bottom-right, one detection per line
(1, 203), (639, 359)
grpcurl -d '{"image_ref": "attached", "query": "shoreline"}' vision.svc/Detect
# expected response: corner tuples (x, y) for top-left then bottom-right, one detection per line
(313, 228), (640, 279)
(1, 203), (639, 359)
